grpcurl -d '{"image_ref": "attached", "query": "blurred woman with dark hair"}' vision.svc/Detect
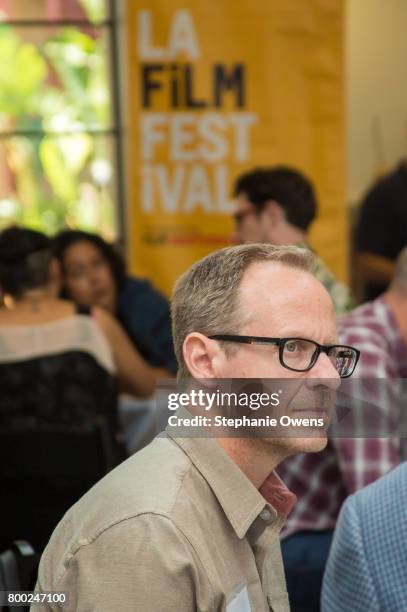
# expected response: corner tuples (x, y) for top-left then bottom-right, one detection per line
(53, 230), (177, 377)
(0, 226), (158, 399)
(0, 226), (163, 549)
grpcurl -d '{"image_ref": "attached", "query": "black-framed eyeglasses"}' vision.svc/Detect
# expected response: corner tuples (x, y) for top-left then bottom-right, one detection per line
(208, 335), (360, 378)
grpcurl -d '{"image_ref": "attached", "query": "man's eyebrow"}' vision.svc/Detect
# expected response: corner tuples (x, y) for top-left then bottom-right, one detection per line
(275, 332), (339, 345)
(274, 331), (309, 338)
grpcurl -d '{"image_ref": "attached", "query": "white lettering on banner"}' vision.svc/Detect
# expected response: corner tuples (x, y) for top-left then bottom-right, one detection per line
(167, 10), (200, 59)
(138, 10), (257, 215)
(140, 113), (257, 162)
(170, 114), (196, 161)
(140, 165), (154, 213)
(138, 10), (200, 60)
(156, 165), (185, 213)
(140, 165), (235, 214)
(184, 165), (212, 212)
(199, 113), (229, 161)
(229, 114), (258, 161)
(214, 165), (232, 212)
(140, 113), (167, 161)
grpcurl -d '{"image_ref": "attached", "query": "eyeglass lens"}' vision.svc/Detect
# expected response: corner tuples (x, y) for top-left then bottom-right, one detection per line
(328, 346), (357, 377)
(282, 339), (356, 377)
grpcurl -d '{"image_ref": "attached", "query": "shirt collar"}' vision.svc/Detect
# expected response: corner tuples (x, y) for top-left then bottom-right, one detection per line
(260, 471), (297, 517)
(166, 408), (296, 539)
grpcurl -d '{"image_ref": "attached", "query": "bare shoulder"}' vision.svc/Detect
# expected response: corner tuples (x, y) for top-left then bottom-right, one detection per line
(0, 307), (10, 324)
(0, 299), (76, 326)
(92, 306), (119, 338)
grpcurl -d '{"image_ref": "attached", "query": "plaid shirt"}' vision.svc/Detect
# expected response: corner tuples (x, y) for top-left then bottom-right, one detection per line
(277, 295), (407, 538)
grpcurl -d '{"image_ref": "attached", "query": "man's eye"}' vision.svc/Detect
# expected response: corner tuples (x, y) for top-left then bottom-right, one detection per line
(285, 341), (298, 352)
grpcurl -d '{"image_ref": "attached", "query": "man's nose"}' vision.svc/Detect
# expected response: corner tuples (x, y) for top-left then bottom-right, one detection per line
(306, 352), (341, 391)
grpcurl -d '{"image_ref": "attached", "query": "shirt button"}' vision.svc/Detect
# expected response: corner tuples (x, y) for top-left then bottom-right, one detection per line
(260, 508), (272, 521)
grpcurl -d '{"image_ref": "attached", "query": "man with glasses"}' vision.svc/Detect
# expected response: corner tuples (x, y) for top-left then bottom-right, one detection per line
(232, 166), (354, 316)
(34, 244), (359, 612)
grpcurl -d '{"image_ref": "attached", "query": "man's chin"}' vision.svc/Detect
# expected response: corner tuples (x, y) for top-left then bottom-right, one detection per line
(295, 435), (328, 453)
(270, 434), (328, 455)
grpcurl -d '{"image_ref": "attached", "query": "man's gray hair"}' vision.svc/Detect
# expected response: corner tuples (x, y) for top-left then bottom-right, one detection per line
(171, 243), (315, 379)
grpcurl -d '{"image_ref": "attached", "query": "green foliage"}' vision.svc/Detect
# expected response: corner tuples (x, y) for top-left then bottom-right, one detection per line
(0, 27), (47, 121)
(43, 28), (110, 127)
(39, 138), (78, 201)
(0, 4), (116, 238)
(79, 0), (107, 23)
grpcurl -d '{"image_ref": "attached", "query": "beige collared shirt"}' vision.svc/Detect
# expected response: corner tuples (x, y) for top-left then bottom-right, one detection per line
(33, 429), (294, 612)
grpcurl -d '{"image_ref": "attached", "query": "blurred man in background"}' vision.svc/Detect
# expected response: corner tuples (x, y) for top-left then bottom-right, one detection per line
(277, 245), (407, 611)
(322, 462), (407, 612)
(233, 166), (354, 316)
(355, 160), (407, 301)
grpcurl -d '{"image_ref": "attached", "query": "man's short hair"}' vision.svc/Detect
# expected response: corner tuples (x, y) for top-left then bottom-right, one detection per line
(234, 166), (318, 231)
(171, 243), (315, 378)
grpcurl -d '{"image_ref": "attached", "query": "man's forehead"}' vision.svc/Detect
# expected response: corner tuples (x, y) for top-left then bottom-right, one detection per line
(241, 260), (311, 285)
(238, 261), (328, 307)
(237, 262), (336, 337)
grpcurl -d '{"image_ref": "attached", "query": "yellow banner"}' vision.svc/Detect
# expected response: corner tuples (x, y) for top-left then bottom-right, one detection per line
(124, 0), (346, 296)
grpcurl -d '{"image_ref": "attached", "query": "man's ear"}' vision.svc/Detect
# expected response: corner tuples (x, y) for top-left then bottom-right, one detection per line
(183, 332), (225, 379)
(263, 200), (285, 223)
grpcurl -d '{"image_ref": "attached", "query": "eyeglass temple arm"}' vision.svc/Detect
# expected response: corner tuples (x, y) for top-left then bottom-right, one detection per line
(209, 335), (280, 345)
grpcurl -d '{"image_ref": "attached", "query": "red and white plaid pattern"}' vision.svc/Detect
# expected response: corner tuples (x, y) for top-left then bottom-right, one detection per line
(277, 295), (407, 538)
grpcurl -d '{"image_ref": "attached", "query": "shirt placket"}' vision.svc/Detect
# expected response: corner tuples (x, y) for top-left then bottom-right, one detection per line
(248, 509), (290, 612)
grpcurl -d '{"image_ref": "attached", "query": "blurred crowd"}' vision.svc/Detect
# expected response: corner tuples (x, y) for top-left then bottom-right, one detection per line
(1, 161), (407, 611)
